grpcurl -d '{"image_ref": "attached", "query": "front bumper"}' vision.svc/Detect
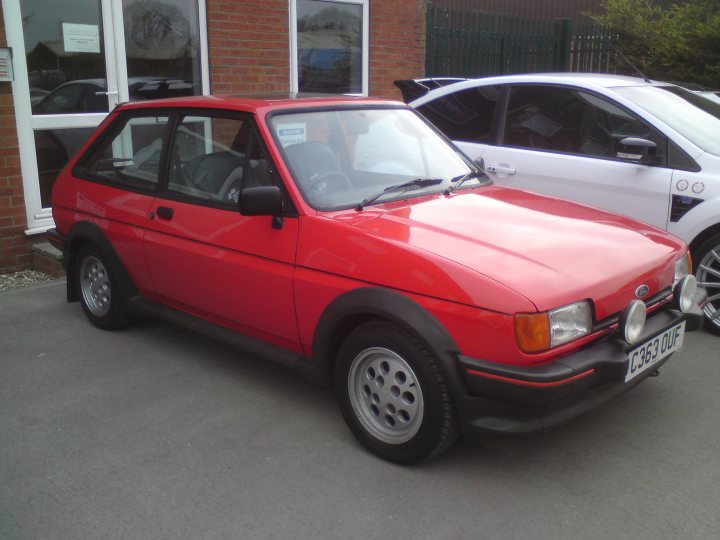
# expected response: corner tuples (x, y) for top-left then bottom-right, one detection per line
(452, 302), (705, 437)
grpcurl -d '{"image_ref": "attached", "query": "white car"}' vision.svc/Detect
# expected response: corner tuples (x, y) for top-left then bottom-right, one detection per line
(698, 90), (720, 106)
(402, 73), (720, 333)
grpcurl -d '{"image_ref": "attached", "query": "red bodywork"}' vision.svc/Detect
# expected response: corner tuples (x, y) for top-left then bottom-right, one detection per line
(52, 95), (687, 372)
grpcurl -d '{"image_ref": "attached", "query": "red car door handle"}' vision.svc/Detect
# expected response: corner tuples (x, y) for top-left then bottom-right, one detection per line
(156, 206), (174, 220)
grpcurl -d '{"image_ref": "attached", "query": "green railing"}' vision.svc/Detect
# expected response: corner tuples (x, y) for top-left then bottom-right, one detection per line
(425, 3), (617, 77)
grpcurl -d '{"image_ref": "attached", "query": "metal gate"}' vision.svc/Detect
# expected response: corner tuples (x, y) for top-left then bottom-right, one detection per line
(425, 2), (617, 77)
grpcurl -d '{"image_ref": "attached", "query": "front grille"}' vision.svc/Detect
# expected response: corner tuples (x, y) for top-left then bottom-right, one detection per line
(592, 287), (673, 333)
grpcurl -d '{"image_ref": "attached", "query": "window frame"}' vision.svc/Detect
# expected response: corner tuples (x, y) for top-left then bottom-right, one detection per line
(75, 107), (299, 215)
(499, 83), (673, 168)
(158, 108), (298, 215)
(74, 109), (174, 195)
(416, 84), (504, 145)
(289, 0), (369, 96)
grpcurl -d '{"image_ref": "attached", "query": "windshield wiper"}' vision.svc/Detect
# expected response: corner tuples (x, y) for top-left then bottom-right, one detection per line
(444, 170), (487, 195)
(356, 178), (443, 211)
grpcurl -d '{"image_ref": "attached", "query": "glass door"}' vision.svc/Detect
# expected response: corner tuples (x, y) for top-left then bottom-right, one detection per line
(3, 0), (209, 233)
(20, 0), (118, 219)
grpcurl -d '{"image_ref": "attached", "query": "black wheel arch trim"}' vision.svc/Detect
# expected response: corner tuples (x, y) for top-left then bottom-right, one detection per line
(310, 287), (469, 393)
(64, 221), (138, 303)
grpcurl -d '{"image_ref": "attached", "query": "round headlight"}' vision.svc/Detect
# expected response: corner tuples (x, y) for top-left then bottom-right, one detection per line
(674, 275), (697, 313)
(620, 300), (647, 344)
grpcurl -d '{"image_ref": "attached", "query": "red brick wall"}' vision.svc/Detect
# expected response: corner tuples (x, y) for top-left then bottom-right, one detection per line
(206, 0), (291, 94)
(0, 10), (32, 274)
(369, 0), (427, 100)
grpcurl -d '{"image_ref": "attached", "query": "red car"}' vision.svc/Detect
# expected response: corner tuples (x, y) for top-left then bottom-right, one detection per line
(50, 95), (704, 464)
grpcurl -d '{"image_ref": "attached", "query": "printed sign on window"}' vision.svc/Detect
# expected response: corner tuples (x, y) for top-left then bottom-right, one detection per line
(277, 123), (306, 147)
(63, 23), (101, 54)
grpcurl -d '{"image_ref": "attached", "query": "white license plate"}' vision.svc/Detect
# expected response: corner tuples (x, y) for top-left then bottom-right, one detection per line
(625, 322), (686, 383)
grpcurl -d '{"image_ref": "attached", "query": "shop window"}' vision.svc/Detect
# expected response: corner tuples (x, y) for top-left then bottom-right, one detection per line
(122, 0), (203, 100)
(293, 0), (368, 95)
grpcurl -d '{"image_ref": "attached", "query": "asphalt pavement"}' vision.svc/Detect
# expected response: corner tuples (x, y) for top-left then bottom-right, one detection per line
(1, 280), (719, 540)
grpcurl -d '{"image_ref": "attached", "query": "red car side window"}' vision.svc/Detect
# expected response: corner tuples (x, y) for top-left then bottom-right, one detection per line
(82, 114), (170, 191)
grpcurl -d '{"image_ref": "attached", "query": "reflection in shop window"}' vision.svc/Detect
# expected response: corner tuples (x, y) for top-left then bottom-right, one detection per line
(21, 0), (203, 115)
(21, 0), (109, 115)
(297, 0), (364, 94)
(35, 128), (96, 206)
(123, 0), (202, 100)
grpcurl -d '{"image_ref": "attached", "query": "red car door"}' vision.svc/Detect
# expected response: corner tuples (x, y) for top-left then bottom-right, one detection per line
(142, 112), (301, 352)
(56, 112), (173, 294)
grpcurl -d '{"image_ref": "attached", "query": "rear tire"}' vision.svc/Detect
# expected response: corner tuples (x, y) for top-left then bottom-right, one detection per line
(335, 320), (459, 464)
(75, 244), (133, 330)
(694, 233), (720, 335)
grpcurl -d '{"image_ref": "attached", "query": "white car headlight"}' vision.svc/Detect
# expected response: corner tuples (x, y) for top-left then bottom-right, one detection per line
(549, 301), (593, 348)
(674, 253), (691, 286)
(515, 300), (593, 353)
(620, 300), (647, 344)
(674, 275), (697, 313)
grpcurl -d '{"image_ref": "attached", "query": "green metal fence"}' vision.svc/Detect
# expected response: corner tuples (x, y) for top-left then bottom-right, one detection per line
(425, 3), (617, 77)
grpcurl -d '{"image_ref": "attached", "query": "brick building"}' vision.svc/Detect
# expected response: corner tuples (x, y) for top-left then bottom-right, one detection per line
(0, 0), (426, 274)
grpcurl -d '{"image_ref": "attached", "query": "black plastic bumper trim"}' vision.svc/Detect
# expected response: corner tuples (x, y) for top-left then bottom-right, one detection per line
(453, 304), (705, 437)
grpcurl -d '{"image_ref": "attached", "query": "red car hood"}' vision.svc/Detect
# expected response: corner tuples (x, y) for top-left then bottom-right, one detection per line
(342, 187), (684, 317)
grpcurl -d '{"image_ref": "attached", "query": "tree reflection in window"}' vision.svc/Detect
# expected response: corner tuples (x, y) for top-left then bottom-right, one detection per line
(123, 0), (202, 100)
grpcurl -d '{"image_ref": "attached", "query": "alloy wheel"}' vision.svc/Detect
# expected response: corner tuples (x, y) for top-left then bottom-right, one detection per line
(347, 347), (424, 445)
(79, 255), (112, 317)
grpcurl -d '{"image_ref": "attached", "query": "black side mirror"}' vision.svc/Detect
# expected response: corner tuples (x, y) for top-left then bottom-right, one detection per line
(618, 137), (657, 164)
(239, 186), (283, 217)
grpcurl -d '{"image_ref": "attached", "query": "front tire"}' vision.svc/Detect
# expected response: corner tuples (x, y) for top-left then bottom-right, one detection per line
(75, 244), (133, 330)
(694, 233), (720, 335)
(336, 321), (459, 464)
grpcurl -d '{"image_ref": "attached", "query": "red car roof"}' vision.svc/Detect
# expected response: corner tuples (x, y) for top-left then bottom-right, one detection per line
(117, 94), (404, 113)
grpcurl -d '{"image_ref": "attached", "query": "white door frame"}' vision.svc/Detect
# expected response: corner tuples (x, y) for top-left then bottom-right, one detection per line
(1, 0), (210, 235)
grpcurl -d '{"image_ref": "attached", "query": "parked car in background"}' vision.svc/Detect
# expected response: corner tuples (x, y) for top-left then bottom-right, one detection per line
(32, 78), (197, 115)
(400, 73), (720, 333)
(50, 94), (703, 463)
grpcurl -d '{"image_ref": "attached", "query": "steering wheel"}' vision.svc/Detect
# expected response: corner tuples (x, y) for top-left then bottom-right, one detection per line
(308, 170), (353, 195)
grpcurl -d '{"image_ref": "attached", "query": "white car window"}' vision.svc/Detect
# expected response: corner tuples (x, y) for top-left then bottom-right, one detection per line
(504, 85), (666, 163)
(615, 85), (720, 157)
(416, 85), (502, 144)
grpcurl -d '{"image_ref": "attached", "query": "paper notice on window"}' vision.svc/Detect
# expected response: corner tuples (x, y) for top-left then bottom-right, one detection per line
(63, 23), (101, 54)
(277, 124), (306, 147)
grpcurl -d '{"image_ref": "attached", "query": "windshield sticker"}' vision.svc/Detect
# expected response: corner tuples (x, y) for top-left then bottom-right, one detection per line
(277, 123), (306, 147)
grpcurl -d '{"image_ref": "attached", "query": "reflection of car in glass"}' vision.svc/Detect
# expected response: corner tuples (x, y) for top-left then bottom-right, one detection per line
(49, 95), (704, 464)
(33, 78), (197, 206)
(29, 87), (51, 106)
(32, 78), (197, 114)
(401, 74), (720, 334)
(32, 79), (109, 114)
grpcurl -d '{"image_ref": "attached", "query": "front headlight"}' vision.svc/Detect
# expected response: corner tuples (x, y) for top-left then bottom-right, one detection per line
(674, 274), (697, 313)
(516, 300), (592, 353)
(619, 300), (647, 344)
(674, 253), (692, 286)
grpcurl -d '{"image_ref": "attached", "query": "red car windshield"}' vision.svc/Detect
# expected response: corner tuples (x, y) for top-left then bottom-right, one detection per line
(269, 107), (477, 210)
